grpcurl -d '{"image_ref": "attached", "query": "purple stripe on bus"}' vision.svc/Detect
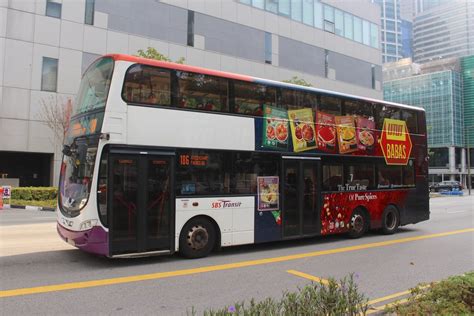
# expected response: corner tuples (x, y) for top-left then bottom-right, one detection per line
(57, 224), (108, 256)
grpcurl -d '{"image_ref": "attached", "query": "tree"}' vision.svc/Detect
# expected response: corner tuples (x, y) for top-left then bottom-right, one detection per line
(38, 95), (73, 147)
(136, 47), (185, 64)
(283, 76), (313, 87)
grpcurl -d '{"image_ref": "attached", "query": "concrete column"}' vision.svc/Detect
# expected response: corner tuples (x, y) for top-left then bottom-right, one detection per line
(461, 148), (467, 186)
(449, 147), (456, 181)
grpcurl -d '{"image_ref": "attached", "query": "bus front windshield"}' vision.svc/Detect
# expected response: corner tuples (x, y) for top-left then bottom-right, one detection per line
(74, 57), (114, 115)
(59, 138), (97, 216)
(59, 57), (114, 217)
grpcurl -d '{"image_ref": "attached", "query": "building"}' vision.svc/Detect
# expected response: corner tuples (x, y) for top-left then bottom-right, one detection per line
(384, 56), (474, 186)
(462, 55), (474, 163)
(400, 19), (412, 58)
(0, 0), (382, 186)
(413, 0), (474, 64)
(372, 0), (404, 63)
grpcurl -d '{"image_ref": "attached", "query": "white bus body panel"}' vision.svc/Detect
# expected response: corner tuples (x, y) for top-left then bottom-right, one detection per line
(175, 196), (255, 251)
(127, 106), (255, 151)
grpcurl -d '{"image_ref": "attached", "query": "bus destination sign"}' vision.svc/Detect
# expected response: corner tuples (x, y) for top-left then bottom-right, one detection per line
(380, 118), (412, 165)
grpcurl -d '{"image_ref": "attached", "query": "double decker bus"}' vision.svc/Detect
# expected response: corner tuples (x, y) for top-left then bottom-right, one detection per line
(57, 54), (429, 258)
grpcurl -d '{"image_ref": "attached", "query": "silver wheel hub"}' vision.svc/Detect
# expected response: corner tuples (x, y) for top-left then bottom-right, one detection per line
(187, 225), (209, 250)
(351, 214), (364, 233)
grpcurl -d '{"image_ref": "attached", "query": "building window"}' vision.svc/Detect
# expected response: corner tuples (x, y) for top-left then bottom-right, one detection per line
(314, 1), (323, 28)
(278, 0), (290, 16)
(291, 0), (302, 22)
(370, 23), (379, 48)
(253, 0), (265, 9)
(84, 0), (95, 25)
(265, 32), (272, 64)
(334, 9), (344, 36)
(265, 0), (278, 13)
(302, 0), (313, 26)
(187, 11), (194, 47)
(371, 65), (376, 89)
(46, 0), (61, 18)
(354, 16), (362, 43)
(344, 13), (353, 40)
(324, 49), (329, 78)
(323, 5), (335, 33)
(362, 20), (370, 46)
(41, 57), (58, 92)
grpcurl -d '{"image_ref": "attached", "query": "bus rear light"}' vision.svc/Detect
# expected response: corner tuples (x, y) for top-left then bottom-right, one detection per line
(80, 219), (98, 230)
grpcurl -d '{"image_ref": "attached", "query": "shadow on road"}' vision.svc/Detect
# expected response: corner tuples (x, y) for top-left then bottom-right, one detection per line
(0, 227), (421, 271)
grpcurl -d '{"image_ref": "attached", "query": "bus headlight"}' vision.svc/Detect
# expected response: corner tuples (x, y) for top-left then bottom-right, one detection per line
(79, 198), (88, 209)
(80, 219), (98, 230)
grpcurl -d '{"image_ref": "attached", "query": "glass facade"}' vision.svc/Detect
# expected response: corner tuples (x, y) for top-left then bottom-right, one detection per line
(413, 1), (474, 63)
(462, 56), (474, 147)
(384, 70), (464, 148)
(239, 0), (380, 49)
(372, 0), (404, 63)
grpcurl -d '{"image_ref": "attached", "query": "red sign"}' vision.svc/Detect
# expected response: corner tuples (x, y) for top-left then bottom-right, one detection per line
(379, 118), (412, 165)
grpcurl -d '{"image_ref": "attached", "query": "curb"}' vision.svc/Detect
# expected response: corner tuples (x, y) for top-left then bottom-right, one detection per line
(9, 205), (55, 212)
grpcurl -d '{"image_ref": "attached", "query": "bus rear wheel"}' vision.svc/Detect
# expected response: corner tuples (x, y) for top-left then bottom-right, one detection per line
(179, 217), (216, 259)
(381, 205), (399, 235)
(348, 208), (368, 239)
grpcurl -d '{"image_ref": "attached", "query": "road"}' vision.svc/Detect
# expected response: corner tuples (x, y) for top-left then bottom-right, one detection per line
(0, 195), (473, 315)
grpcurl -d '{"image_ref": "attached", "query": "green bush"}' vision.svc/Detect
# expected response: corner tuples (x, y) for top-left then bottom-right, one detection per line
(385, 271), (474, 315)
(10, 199), (57, 209)
(190, 274), (368, 316)
(11, 187), (57, 201)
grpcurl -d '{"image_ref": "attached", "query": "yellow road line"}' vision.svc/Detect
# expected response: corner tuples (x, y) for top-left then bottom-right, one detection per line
(1, 228), (472, 298)
(367, 298), (408, 315)
(367, 284), (429, 305)
(287, 270), (330, 285)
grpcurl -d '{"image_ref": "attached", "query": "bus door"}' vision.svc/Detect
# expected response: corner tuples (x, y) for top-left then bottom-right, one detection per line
(108, 151), (174, 256)
(282, 157), (321, 238)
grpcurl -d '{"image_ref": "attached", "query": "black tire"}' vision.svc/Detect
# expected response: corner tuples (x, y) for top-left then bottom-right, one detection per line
(381, 205), (400, 235)
(179, 217), (216, 259)
(347, 208), (368, 239)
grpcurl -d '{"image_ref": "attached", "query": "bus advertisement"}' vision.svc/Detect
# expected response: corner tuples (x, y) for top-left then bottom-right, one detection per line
(56, 54), (429, 258)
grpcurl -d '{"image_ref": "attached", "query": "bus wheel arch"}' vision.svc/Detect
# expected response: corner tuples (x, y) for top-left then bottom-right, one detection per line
(347, 206), (370, 239)
(381, 204), (400, 235)
(178, 215), (220, 259)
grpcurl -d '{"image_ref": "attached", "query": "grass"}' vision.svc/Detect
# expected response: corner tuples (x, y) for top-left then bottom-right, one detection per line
(385, 271), (474, 315)
(189, 274), (369, 316)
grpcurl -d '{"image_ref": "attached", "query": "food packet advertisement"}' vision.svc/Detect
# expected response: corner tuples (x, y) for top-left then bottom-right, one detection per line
(335, 116), (358, 154)
(257, 176), (279, 211)
(288, 108), (317, 152)
(262, 105), (289, 150)
(355, 117), (376, 153)
(316, 111), (337, 153)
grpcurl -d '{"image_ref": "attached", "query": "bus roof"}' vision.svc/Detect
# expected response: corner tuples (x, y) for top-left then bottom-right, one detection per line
(108, 54), (425, 113)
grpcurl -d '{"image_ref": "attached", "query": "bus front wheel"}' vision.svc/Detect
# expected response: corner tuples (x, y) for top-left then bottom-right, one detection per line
(179, 217), (216, 259)
(381, 205), (399, 235)
(348, 208), (368, 239)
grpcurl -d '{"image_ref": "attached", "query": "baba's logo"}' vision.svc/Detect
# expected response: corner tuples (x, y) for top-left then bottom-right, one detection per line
(211, 200), (242, 209)
(380, 118), (412, 165)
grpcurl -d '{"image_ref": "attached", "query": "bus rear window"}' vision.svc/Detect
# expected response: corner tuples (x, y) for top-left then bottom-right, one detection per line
(75, 57), (114, 115)
(122, 65), (171, 106)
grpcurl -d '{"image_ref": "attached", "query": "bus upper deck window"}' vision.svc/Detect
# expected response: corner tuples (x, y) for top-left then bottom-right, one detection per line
(123, 65), (171, 106)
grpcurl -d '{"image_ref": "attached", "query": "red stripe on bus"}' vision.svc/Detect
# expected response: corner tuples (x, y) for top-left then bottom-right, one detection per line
(107, 54), (254, 82)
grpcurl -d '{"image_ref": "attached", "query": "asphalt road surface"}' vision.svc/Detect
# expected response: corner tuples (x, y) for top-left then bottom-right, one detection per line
(1, 195), (473, 315)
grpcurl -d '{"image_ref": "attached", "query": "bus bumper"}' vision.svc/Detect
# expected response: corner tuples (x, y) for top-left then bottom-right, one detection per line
(57, 223), (109, 256)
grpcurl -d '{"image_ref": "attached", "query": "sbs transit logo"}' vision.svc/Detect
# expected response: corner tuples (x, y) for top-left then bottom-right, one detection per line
(211, 200), (242, 209)
(380, 118), (412, 165)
